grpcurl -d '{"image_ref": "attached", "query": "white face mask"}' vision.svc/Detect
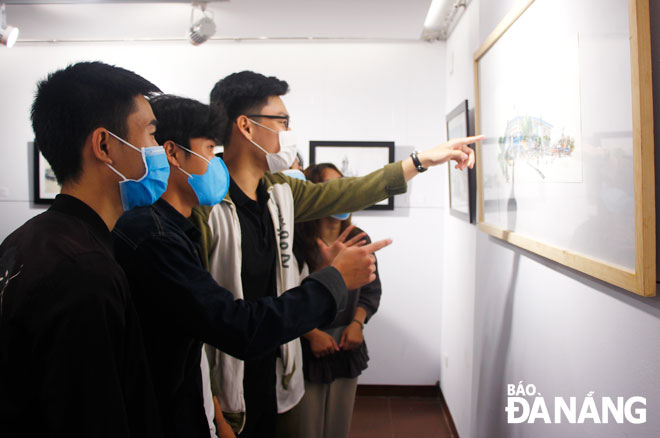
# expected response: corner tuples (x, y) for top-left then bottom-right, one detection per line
(248, 118), (297, 173)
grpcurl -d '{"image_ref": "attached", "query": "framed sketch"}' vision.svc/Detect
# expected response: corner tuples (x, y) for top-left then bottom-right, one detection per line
(309, 141), (395, 210)
(33, 141), (60, 204)
(446, 100), (476, 223)
(474, 0), (655, 296)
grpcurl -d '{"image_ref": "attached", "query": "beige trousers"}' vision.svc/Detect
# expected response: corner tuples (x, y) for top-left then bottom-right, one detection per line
(291, 377), (359, 438)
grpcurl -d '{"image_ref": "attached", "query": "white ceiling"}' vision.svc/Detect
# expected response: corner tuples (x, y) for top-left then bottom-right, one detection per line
(4, 0), (434, 42)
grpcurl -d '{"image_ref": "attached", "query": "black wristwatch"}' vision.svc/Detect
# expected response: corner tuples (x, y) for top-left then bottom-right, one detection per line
(410, 151), (427, 173)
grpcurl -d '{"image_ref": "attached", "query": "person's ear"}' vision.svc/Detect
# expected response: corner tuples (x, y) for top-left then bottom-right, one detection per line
(90, 128), (113, 164)
(235, 115), (253, 141)
(163, 140), (182, 167)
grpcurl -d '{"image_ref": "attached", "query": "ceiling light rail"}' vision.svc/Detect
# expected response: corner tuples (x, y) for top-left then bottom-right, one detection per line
(13, 36), (424, 44)
(422, 0), (471, 41)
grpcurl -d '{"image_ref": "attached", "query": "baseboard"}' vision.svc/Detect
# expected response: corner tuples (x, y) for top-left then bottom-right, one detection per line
(356, 383), (460, 437)
(356, 383), (441, 398)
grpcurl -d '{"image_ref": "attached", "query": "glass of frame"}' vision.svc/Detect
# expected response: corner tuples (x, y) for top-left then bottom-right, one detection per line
(446, 100), (476, 223)
(309, 141), (395, 210)
(33, 141), (60, 204)
(474, 0), (655, 296)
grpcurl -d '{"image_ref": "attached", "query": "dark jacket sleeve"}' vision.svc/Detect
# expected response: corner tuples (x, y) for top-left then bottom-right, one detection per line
(349, 231), (382, 323)
(357, 261), (381, 324)
(117, 233), (346, 360)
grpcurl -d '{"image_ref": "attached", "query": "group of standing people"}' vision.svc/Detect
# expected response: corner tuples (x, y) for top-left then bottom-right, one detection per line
(0, 61), (480, 438)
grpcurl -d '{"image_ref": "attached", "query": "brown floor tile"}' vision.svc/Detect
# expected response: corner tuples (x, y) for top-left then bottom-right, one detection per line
(350, 396), (394, 438)
(388, 398), (452, 438)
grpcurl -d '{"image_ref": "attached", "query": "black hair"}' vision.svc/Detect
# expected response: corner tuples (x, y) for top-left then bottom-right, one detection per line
(209, 70), (289, 145)
(298, 163), (352, 272)
(149, 94), (226, 155)
(31, 61), (161, 185)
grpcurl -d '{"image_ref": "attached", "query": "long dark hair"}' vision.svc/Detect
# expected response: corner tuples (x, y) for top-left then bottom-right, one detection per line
(297, 163), (353, 272)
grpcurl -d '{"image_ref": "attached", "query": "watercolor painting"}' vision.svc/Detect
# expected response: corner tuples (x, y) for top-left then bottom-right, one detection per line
(497, 115), (579, 183)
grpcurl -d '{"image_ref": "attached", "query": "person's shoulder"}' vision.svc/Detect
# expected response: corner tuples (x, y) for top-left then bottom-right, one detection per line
(8, 248), (126, 309)
(262, 171), (304, 190)
(1, 212), (128, 310)
(115, 204), (156, 229)
(2, 209), (104, 262)
(113, 204), (160, 246)
(191, 205), (213, 223)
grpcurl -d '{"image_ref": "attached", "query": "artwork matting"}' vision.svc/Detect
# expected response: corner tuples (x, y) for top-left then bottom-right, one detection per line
(473, 0), (655, 296)
(309, 141), (395, 211)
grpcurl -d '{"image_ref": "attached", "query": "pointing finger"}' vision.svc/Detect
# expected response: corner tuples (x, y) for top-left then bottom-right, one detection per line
(361, 238), (393, 254)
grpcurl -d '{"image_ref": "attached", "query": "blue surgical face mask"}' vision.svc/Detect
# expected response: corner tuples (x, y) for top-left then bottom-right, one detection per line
(281, 168), (306, 181)
(331, 212), (351, 221)
(175, 143), (229, 206)
(105, 131), (170, 211)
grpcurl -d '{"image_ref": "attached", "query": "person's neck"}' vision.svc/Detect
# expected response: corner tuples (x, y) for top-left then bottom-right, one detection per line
(161, 188), (193, 218)
(223, 142), (266, 201)
(320, 218), (342, 244)
(61, 181), (123, 231)
(160, 175), (195, 218)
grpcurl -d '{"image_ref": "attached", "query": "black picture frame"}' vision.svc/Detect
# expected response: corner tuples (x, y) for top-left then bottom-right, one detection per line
(309, 141), (395, 210)
(446, 100), (476, 223)
(33, 141), (59, 205)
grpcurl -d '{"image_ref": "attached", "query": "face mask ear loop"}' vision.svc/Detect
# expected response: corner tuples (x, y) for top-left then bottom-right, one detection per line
(249, 138), (269, 155)
(105, 163), (128, 181)
(176, 143), (211, 164)
(177, 167), (193, 178)
(107, 130), (141, 153)
(105, 130), (145, 181)
(248, 118), (278, 134)
(175, 143), (211, 177)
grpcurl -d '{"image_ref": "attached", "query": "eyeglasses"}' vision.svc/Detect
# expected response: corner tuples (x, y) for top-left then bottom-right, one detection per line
(245, 114), (290, 129)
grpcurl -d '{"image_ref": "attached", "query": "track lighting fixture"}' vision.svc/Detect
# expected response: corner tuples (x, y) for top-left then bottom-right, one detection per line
(1, 3), (19, 48)
(188, 2), (216, 46)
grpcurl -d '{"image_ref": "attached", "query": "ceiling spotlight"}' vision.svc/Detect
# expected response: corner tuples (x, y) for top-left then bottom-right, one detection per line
(189, 2), (216, 46)
(1, 3), (19, 48)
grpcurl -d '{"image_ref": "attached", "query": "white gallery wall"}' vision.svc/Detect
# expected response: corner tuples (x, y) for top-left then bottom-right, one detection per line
(0, 40), (448, 385)
(441, 1), (660, 437)
(3, 3), (660, 437)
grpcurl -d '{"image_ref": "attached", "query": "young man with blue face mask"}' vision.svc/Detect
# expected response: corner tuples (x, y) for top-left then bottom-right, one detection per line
(0, 62), (164, 437)
(112, 95), (389, 438)
(192, 71), (483, 438)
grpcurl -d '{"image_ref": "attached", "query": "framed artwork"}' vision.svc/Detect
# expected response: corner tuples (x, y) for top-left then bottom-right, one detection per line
(33, 141), (60, 204)
(309, 141), (395, 210)
(474, 0), (655, 296)
(446, 100), (476, 223)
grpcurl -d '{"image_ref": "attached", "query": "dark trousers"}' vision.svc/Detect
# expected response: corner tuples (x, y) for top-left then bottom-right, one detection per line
(239, 350), (278, 438)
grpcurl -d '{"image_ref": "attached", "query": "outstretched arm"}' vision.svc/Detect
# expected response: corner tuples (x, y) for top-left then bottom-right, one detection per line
(267, 135), (484, 223)
(401, 135), (484, 181)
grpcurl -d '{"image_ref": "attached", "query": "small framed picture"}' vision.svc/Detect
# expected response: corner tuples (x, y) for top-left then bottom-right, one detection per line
(309, 141), (395, 210)
(446, 100), (476, 223)
(33, 141), (60, 204)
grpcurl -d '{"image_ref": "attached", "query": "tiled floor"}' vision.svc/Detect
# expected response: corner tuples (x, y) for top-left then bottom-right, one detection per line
(350, 395), (458, 438)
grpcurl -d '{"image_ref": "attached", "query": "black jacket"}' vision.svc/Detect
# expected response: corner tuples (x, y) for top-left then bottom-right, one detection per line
(0, 195), (162, 438)
(113, 199), (347, 438)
